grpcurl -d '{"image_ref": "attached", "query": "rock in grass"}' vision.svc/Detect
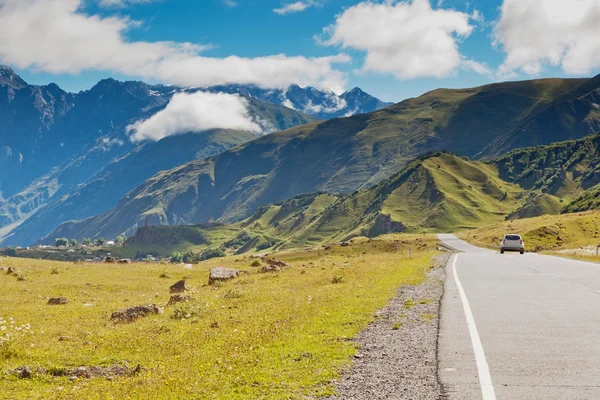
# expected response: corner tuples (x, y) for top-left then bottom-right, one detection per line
(104, 256), (116, 264)
(117, 259), (131, 264)
(16, 366), (32, 379)
(47, 297), (68, 305)
(167, 294), (189, 305)
(169, 280), (189, 294)
(110, 304), (163, 323)
(6, 266), (17, 275)
(208, 267), (239, 285)
(263, 258), (288, 268)
(260, 265), (281, 273)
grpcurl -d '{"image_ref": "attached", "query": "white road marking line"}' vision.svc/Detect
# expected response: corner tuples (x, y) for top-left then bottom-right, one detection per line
(452, 254), (497, 400)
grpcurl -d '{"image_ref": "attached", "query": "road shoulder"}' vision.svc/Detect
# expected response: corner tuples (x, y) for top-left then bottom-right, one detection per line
(327, 254), (449, 400)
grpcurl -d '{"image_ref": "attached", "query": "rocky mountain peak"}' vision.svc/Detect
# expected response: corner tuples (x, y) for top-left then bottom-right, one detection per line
(0, 65), (28, 89)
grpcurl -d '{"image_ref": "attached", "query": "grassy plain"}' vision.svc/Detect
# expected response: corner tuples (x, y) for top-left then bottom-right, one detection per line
(0, 234), (438, 399)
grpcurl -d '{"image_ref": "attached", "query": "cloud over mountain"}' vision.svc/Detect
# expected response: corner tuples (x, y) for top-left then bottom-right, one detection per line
(320, 0), (487, 79)
(0, 0), (348, 92)
(127, 92), (262, 142)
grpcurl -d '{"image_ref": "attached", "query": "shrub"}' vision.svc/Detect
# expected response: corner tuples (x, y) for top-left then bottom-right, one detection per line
(331, 276), (344, 284)
(55, 238), (68, 247)
(170, 252), (184, 264)
(171, 303), (204, 321)
(250, 259), (261, 267)
(224, 288), (243, 299)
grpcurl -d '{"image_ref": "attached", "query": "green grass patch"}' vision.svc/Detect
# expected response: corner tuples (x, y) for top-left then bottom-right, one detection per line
(0, 235), (438, 399)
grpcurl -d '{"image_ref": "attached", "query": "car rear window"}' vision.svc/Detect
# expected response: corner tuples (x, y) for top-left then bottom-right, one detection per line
(505, 235), (521, 240)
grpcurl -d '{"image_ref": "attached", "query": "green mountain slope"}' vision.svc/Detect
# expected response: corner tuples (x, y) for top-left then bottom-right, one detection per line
(41, 77), (600, 244)
(102, 135), (600, 256)
(480, 75), (600, 157)
(109, 153), (532, 256)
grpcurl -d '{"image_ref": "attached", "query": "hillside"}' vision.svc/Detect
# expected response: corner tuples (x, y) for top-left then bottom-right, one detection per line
(41, 77), (600, 245)
(93, 135), (600, 257)
(481, 75), (600, 157)
(0, 67), (321, 246)
(458, 211), (600, 252)
(96, 152), (551, 256)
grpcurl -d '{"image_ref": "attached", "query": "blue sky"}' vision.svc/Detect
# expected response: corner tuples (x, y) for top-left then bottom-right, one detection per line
(3, 0), (600, 102)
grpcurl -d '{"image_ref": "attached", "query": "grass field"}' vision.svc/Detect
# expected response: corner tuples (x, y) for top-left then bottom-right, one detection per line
(458, 210), (600, 252)
(0, 234), (438, 399)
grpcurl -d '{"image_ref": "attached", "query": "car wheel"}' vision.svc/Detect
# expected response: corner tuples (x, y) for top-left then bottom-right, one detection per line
(500, 249), (504, 254)
(520, 250), (524, 254)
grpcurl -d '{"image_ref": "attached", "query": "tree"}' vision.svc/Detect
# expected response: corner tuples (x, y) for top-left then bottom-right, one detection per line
(82, 238), (91, 245)
(55, 238), (68, 247)
(115, 235), (126, 245)
(70, 239), (77, 247)
(95, 238), (105, 246)
(170, 252), (184, 264)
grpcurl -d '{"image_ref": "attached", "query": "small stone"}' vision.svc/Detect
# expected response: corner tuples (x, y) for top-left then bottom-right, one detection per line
(262, 258), (288, 267)
(48, 297), (68, 305)
(260, 265), (281, 273)
(167, 294), (188, 305)
(17, 366), (32, 379)
(169, 280), (189, 294)
(110, 304), (163, 323)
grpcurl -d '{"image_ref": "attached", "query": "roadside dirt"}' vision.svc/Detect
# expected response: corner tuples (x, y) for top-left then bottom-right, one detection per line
(326, 254), (449, 400)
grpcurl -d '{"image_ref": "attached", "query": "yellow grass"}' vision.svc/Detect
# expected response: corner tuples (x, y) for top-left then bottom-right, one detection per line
(457, 210), (600, 252)
(0, 234), (438, 399)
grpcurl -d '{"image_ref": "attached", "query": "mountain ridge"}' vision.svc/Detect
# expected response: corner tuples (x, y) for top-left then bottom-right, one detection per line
(6, 69), (600, 246)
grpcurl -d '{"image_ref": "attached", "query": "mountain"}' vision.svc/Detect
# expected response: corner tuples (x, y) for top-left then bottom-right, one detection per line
(0, 66), (320, 245)
(111, 140), (600, 256)
(479, 76), (600, 157)
(206, 84), (393, 119)
(11, 73), (600, 246)
(38, 76), (599, 244)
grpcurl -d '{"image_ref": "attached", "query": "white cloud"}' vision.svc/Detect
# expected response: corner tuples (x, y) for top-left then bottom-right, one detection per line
(127, 92), (262, 142)
(494, 0), (600, 77)
(0, 0), (349, 92)
(320, 0), (484, 79)
(274, 1), (321, 15)
(222, 0), (238, 8)
(99, 0), (158, 7)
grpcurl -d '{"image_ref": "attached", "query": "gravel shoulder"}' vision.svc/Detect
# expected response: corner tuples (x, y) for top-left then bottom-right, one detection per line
(326, 254), (450, 400)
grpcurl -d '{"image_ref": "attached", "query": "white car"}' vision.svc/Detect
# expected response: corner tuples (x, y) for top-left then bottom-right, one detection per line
(500, 234), (525, 254)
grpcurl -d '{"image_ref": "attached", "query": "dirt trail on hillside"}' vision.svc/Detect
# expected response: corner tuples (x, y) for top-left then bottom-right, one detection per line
(326, 254), (449, 400)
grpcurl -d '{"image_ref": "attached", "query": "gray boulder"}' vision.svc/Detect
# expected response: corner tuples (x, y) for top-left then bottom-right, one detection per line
(209, 267), (239, 285)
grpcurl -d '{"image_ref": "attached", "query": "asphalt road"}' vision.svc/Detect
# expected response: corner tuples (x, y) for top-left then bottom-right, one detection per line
(437, 234), (600, 400)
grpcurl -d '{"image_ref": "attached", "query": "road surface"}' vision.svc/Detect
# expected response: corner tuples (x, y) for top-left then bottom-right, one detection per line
(438, 234), (600, 400)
